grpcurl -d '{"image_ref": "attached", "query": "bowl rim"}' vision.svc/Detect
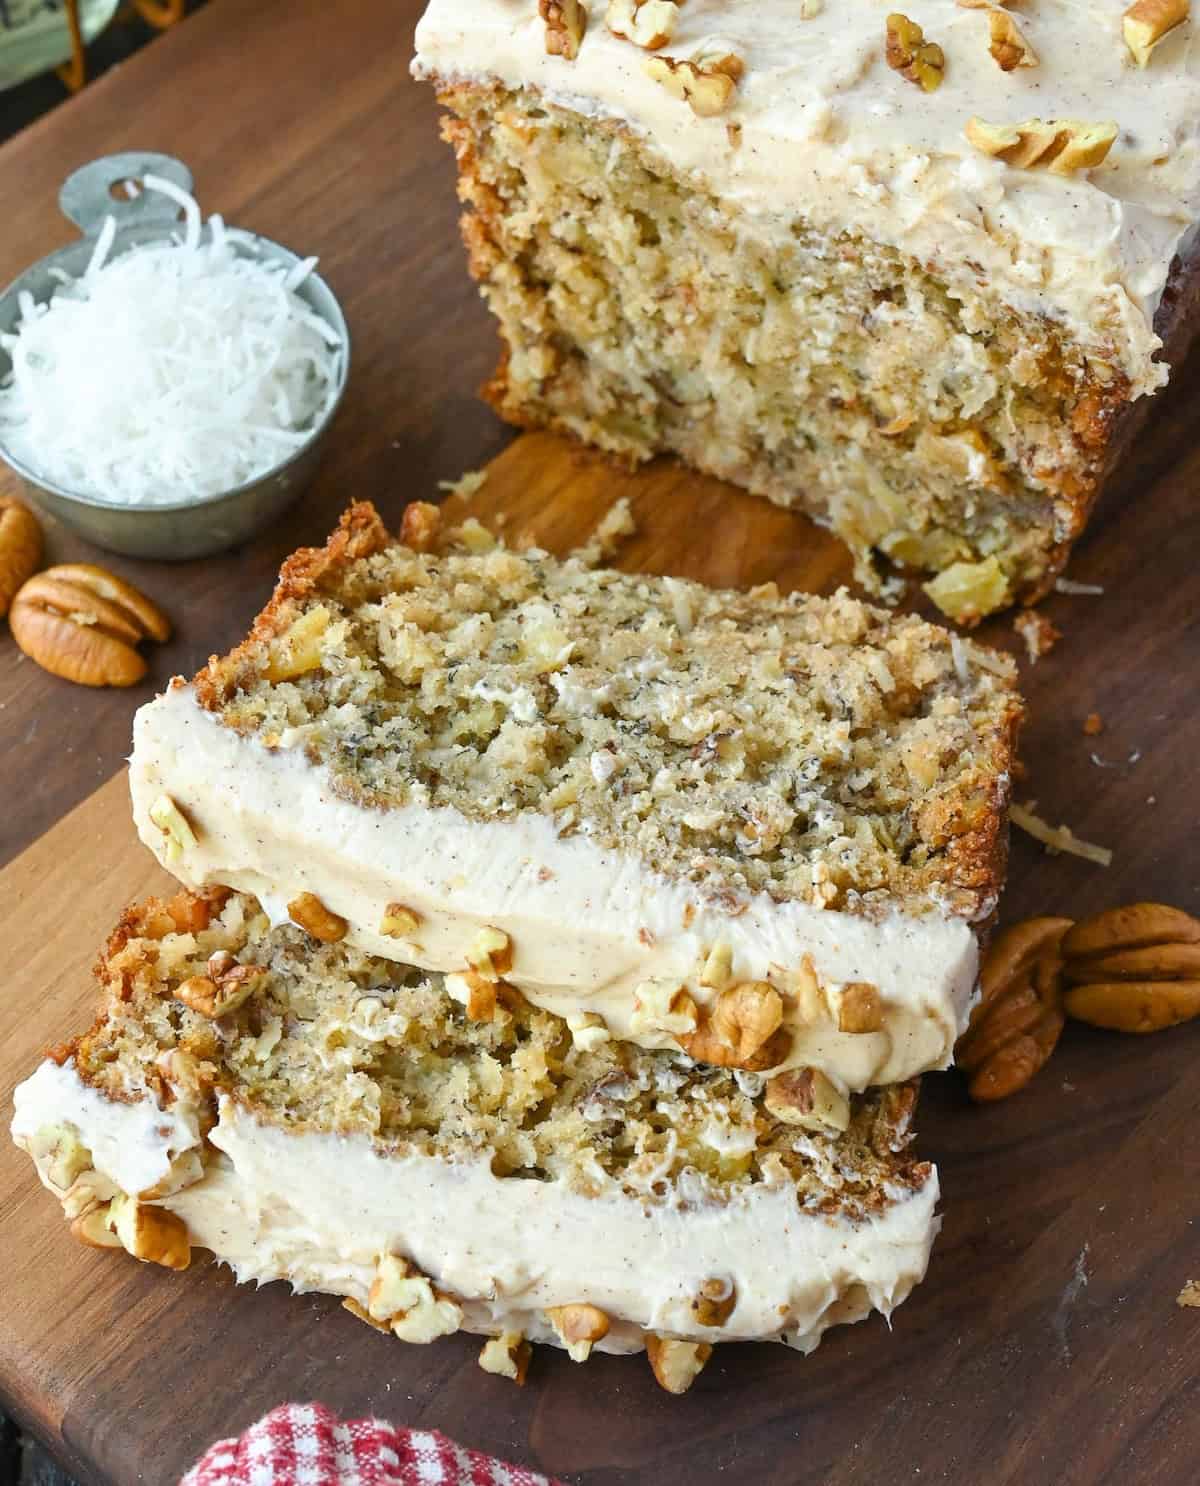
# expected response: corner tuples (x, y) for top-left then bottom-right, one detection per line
(0, 227), (351, 517)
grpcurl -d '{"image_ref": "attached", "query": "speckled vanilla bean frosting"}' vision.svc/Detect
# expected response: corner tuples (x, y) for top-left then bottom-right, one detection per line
(13, 1061), (939, 1357)
(413, 0), (1200, 394)
(129, 685), (983, 1093)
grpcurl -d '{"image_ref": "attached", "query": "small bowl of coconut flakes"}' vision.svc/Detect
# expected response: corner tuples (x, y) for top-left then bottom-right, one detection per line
(0, 152), (349, 560)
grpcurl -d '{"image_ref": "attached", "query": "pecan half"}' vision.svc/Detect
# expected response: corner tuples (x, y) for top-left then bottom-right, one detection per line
(0, 494), (42, 618)
(956, 916), (1072, 1101)
(1061, 903), (1200, 1033)
(10, 562), (169, 687)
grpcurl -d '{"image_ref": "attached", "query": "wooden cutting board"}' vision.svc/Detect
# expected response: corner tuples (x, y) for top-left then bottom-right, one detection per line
(1, 427), (1199, 1486)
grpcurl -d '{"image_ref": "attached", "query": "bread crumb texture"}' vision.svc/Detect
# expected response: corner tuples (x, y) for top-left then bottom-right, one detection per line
(435, 83), (1133, 615)
(67, 889), (929, 1219)
(196, 504), (1020, 919)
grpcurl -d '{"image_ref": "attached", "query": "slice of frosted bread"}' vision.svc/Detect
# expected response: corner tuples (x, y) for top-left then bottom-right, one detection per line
(12, 888), (938, 1390)
(129, 501), (1021, 1091)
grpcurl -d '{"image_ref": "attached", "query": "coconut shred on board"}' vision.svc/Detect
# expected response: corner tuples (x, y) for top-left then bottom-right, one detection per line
(0, 176), (343, 505)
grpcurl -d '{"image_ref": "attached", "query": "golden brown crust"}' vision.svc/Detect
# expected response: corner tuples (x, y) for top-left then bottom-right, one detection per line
(194, 503), (391, 711)
(183, 497), (1018, 920)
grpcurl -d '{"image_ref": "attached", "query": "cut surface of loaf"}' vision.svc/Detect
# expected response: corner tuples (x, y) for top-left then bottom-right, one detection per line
(413, 0), (1200, 618)
(11, 889), (939, 1386)
(130, 503), (1021, 1091)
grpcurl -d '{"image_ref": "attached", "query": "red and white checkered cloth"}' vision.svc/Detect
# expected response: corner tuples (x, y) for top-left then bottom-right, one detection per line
(181, 1403), (561, 1486)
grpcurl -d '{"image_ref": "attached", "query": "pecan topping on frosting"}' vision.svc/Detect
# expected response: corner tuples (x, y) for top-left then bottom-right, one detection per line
(965, 117), (1118, 174)
(1123, 0), (1189, 67)
(987, 10), (1039, 69)
(607, 0), (678, 50)
(644, 47), (744, 117)
(885, 13), (945, 91)
(539, 0), (587, 60)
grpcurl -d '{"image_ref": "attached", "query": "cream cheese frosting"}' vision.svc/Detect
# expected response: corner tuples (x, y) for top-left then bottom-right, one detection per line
(412, 0), (1200, 395)
(129, 684), (980, 1091)
(13, 1061), (939, 1354)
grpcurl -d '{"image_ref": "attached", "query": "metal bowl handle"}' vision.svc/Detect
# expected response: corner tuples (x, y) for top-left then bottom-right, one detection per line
(59, 153), (195, 238)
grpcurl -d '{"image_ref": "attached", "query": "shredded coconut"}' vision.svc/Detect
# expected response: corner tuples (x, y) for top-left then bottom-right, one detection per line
(436, 469), (488, 501)
(571, 495), (637, 567)
(0, 176), (343, 505)
(1054, 578), (1104, 597)
(1010, 802), (1112, 867)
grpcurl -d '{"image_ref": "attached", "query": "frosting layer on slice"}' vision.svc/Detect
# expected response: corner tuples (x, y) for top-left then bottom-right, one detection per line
(413, 0), (1200, 393)
(131, 684), (979, 1089)
(14, 1062), (938, 1356)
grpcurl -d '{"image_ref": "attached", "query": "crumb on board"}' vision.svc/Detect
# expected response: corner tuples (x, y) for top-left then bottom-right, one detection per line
(1055, 577), (1104, 597)
(1177, 1281), (1200, 1309)
(1010, 802), (1112, 867)
(1083, 713), (1103, 736)
(1013, 609), (1061, 664)
(571, 496), (637, 566)
(437, 469), (488, 501)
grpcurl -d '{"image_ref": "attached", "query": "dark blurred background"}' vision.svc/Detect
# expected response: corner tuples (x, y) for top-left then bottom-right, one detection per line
(0, 1), (206, 145)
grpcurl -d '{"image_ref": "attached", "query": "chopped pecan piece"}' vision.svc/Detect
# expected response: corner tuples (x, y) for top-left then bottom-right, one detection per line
(691, 1276), (737, 1328)
(607, 0), (678, 49)
(546, 1302), (610, 1362)
(645, 1335), (712, 1394)
(287, 891), (348, 943)
(1123, 0), (1188, 66)
(479, 1332), (532, 1383)
(540, 0), (588, 59)
(644, 51), (742, 116)
(987, 10), (1038, 69)
(764, 1067), (850, 1131)
(965, 116), (1118, 174)
(885, 13), (945, 90)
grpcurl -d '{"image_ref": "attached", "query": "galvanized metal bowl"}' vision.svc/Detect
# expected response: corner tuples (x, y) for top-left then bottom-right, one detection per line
(0, 153), (350, 561)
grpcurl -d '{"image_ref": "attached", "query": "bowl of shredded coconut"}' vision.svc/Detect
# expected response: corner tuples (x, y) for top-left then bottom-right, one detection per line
(0, 152), (349, 559)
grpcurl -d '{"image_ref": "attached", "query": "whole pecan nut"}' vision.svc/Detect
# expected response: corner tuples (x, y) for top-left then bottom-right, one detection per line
(0, 494), (43, 618)
(9, 562), (169, 687)
(956, 916), (1073, 1101)
(1061, 903), (1200, 1033)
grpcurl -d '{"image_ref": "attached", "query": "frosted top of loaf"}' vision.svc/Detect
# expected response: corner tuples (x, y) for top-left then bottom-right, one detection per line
(413, 0), (1199, 397)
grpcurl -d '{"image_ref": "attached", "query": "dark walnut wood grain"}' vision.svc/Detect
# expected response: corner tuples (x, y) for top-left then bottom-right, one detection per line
(1, 1), (1199, 1484)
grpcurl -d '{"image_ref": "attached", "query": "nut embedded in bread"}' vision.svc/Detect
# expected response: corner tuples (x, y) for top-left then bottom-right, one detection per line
(12, 889), (942, 1382)
(129, 502), (1021, 1095)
